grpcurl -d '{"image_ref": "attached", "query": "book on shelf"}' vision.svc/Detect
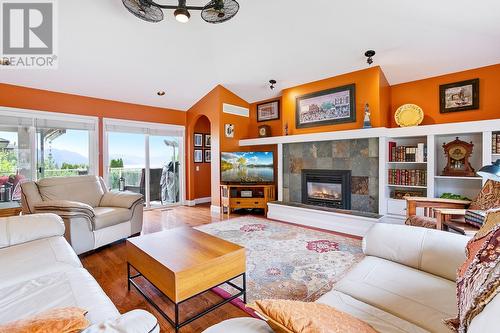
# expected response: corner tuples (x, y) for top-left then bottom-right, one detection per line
(388, 169), (427, 186)
(493, 133), (499, 154)
(388, 142), (427, 162)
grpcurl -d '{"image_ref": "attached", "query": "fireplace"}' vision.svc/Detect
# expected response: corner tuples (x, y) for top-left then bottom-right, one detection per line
(301, 169), (351, 209)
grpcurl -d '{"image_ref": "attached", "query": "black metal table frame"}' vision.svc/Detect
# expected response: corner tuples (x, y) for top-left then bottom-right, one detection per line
(127, 262), (246, 333)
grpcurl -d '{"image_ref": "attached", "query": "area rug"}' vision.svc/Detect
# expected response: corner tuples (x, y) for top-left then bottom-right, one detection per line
(195, 216), (364, 305)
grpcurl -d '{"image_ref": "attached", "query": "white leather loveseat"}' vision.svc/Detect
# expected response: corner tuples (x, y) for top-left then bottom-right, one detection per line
(21, 175), (143, 254)
(0, 213), (158, 332)
(204, 224), (500, 333)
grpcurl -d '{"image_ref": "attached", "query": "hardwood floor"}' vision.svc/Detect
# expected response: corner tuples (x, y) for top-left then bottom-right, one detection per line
(80, 205), (251, 333)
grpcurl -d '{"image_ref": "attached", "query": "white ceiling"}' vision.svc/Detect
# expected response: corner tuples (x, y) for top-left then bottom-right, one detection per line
(2, 0), (500, 111)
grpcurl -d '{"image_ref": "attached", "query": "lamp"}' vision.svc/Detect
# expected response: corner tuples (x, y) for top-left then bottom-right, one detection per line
(174, 7), (190, 23)
(478, 159), (500, 182)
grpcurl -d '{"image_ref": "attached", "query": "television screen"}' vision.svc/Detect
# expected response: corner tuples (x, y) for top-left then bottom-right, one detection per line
(221, 152), (274, 184)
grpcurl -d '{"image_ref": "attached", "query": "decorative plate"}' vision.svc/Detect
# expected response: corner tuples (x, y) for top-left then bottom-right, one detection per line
(395, 104), (424, 127)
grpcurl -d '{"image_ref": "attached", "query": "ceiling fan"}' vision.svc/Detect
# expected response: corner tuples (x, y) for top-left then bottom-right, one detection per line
(122, 0), (240, 24)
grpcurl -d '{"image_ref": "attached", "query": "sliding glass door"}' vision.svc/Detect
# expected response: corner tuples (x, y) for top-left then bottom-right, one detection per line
(104, 119), (185, 208)
(0, 109), (98, 209)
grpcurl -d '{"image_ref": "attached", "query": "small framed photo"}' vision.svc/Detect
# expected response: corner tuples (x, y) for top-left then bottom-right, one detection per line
(204, 149), (211, 163)
(257, 100), (280, 122)
(204, 134), (211, 148)
(194, 133), (203, 147)
(194, 149), (203, 163)
(440, 79), (479, 113)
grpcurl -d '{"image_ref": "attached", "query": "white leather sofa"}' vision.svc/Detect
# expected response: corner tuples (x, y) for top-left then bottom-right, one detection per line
(0, 213), (158, 332)
(21, 175), (144, 254)
(204, 224), (500, 333)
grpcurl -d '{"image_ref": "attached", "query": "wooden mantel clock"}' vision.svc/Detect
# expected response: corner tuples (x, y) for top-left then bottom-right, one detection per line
(442, 137), (476, 177)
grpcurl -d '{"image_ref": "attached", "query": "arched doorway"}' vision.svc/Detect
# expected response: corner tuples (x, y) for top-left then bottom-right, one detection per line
(190, 115), (211, 204)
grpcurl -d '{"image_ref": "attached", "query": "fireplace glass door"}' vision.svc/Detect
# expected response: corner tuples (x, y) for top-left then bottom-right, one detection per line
(307, 182), (342, 202)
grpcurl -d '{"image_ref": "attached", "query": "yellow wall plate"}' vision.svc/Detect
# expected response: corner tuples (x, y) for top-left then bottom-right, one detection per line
(395, 104), (424, 127)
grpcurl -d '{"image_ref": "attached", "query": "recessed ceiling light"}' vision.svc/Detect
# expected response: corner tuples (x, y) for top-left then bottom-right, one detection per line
(157, 91), (166, 96)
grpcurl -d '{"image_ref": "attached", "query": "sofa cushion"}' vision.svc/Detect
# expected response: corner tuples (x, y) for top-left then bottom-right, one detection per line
(93, 207), (132, 230)
(202, 318), (272, 333)
(334, 256), (457, 333)
(37, 176), (104, 208)
(317, 290), (429, 333)
(0, 269), (120, 326)
(0, 236), (82, 289)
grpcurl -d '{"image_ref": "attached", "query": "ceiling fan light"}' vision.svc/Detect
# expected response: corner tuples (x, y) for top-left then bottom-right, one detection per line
(174, 8), (190, 23)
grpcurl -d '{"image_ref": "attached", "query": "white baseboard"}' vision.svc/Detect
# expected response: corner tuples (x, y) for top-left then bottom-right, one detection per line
(267, 203), (379, 237)
(185, 197), (211, 207)
(210, 205), (221, 214)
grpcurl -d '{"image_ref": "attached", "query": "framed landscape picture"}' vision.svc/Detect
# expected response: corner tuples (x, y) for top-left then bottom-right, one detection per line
(296, 84), (356, 128)
(257, 100), (280, 122)
(194, 149), (203, 163)
(440, 78), (479, 113)
(204, 149), (211, 163)
(194, 133), (203, 147)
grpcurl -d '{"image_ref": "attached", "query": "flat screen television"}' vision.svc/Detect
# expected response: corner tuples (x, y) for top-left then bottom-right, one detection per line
(221, 151), (274, 184)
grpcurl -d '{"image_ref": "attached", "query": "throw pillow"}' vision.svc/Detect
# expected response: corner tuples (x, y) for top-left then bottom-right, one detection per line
(251, 299), (378, 333)
(0, 307), (89, 333)
(445, 223), (500, 333)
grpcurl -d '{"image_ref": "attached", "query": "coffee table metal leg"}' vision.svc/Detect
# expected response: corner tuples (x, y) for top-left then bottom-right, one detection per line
(243, 273), (247, 304)
(127, 262), (131, 291)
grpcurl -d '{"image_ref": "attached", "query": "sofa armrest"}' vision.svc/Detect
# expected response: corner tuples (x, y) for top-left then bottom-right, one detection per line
(0, 213), (65, 248)
(83, 310), (159, 333)
(363, 223), (469, 281)
(34, 200), (95, 218)
(99, 191), (143, 209)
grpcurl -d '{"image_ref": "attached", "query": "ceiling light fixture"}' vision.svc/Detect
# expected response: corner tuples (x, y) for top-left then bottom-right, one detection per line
(365, 50), (376, 66)
(122, 0), (240, 24)
(174, 7), (190, 23)
(269, 79), (277, 90)
(157, 91), (166, 96)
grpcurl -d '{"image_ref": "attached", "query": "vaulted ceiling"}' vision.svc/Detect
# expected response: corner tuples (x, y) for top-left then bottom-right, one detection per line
(2, 0), (500, 111)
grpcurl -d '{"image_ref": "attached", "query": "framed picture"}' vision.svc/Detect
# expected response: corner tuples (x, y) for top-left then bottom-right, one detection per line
(204, 149), (211, 163)
(194, 149), (203, 163)
(194, 133), (203, 147)
(296, 84), (356, 128)
(204, 134), (211, 147)
(257, 100), (280, 122)
(440, 79), (479, 113)
(224, 124), (234, 138)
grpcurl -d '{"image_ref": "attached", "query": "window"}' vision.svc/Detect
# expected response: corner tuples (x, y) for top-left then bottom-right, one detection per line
(104, 119), (185, 208)
(0, 108), (98, 208)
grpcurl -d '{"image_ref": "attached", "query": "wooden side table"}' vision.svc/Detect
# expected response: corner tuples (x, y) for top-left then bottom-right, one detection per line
(434, 208), (479, 236)
(0, 205), (22, 218)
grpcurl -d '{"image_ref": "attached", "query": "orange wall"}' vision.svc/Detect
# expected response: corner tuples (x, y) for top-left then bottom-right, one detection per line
(390, 63), (500, 127)
(192, 116), (211, 199)
(281, 67), (384, 135)
(0, 83), (186, 176)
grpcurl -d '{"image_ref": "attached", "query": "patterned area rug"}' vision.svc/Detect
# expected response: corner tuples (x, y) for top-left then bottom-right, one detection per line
(195, 216), (364, 304)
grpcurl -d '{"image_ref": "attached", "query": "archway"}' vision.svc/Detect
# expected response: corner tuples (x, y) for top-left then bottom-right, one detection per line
(188, 115), (212, 204)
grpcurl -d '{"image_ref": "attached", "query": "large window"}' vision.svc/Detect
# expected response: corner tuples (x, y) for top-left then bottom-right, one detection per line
(104, 119), (185, 208)
(0, 109), (98, 208)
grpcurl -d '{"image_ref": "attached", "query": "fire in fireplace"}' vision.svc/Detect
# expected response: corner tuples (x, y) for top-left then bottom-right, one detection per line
(301, 169), (351, 209)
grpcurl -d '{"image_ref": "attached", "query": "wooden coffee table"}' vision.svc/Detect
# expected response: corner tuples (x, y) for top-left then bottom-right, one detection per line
(126, 227), (246, 332)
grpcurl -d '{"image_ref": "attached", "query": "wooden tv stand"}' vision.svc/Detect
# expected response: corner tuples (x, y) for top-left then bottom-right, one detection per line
(220, 184), (275, 217)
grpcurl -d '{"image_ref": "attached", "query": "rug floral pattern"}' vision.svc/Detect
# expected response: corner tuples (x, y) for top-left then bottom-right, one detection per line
(195, 217), (364, 304)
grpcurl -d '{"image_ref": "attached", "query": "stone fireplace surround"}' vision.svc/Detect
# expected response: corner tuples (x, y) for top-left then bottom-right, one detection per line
(283, 138), (379, 213)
